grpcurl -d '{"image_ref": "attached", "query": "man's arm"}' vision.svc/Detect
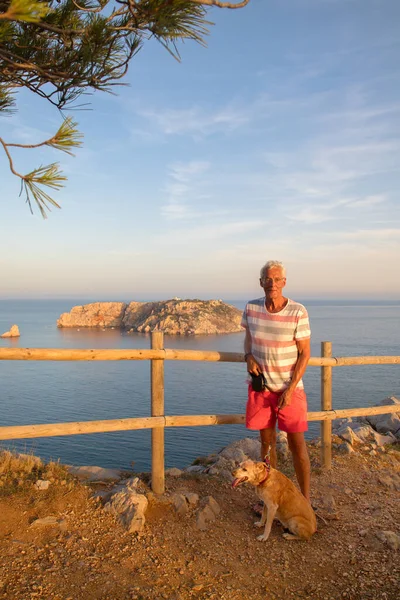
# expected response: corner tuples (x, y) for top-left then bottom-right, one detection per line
(278, 338), (311, 408)
(244, 327), (262, 375)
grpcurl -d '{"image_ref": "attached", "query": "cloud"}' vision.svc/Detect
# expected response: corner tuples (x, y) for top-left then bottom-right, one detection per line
(343, 195), (386, 208)
(161, 160), (211, 220)
(137, 104), (249, 138)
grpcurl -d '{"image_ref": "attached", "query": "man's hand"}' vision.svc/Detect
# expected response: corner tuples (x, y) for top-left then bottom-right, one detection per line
(278, 387), (294, 409)
(246, 354), (262, 375)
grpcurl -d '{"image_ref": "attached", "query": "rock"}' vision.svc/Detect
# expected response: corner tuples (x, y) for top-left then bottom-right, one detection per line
(225, 437), (261, 461)
(166, 468), (183, 477)
(67, 466), (122, 481)
(220, 447), (246, 463)
(172, 494), (189, 516)
(220, 469), (234, 481)
(93, 490), (113, 503)
(336, 426), (363, 446)
(367, 413), (400, 436)
(207, 466), (219, 476)
(320, 493), (337, 513)
(202, 496), (220, 516)
(104, 488), (148, 533)
(375, 530), (400, 550)
(341, 423), (395, 446)
(109, 477), (140, 496)
(377, 473), (400, 491)
(185, 465), (204, 473)
(34, 480), (50, 490)
(359, 529), (368, 537)
(209, 457), (236, 473)
(276, 431), (289, 460)
(57, 302), (127, 328)
(372, 395), (400, 409)
(30, 516), (60, 527)
(57, 298), (242, 335)
(196, 505), (216, 531)
(332, 417), (353, 431)
(191, 454), (217, 466)
(196, 496), (221, 530)
(0, 324), (20, 338)
(372, 431), (397, 446)
(338, 442), (355, 454)
(184, 492), (199, 507)
(196, 508), (214, 531)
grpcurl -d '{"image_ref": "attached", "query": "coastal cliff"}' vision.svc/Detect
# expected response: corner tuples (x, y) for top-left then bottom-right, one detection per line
(57, 298), (242, 335)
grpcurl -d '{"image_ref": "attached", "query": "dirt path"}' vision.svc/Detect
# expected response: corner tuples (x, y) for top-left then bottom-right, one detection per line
(0, 445), (399, 600)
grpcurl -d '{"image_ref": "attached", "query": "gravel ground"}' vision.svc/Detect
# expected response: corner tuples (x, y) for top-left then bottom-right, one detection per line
(0, 443), (399, 600)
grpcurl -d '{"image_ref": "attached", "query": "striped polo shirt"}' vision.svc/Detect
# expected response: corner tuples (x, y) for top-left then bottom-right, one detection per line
(241, 297), (311, 392)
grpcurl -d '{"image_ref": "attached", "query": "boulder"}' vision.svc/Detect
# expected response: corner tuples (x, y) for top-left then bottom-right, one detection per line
(366, 397), (400, 436)
(218, 438), (261, 462)
(219, 447), (246, 463)
(184, 492), (199, 507)
(185, 465), (205, 474)
(0, 324), (20, 338)
(166, 467), (183, 477)
(171, 491), (199, 514)
(67, 465), (122, 481)
(171, 494), (189, 516)
(336, 425), (363, 445)
(104, 486), (148, 533)
(338, 441), (355, 454)
(196, 496), (220, 530)
(336, 423), (395, 446)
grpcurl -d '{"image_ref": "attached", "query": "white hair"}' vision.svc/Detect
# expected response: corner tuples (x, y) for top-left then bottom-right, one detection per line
(260, 260), (286, 281)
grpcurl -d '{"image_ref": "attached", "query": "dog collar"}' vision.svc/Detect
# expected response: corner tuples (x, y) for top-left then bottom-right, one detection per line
(258, 460), (271, 486)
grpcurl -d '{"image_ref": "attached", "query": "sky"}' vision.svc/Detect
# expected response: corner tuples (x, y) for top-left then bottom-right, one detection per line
(0, 0), (399, 301)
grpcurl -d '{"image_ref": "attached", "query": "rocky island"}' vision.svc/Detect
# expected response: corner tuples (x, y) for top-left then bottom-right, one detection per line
(57, 298), (242, 335)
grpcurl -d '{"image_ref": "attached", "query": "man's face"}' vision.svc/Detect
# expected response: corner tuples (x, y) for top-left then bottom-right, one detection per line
(260, 267), (286, 299)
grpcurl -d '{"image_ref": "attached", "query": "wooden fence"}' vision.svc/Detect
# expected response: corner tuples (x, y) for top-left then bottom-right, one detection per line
(0, 333), (399, 494)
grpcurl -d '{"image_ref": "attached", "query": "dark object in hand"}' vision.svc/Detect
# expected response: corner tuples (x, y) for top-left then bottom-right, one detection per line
(250, 372), (267, 392)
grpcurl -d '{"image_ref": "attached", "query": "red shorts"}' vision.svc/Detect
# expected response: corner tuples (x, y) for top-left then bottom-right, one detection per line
(246, 385), (308, 433)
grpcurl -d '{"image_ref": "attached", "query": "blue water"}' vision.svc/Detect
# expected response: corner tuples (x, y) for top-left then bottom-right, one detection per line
(0, 299), (399, 471)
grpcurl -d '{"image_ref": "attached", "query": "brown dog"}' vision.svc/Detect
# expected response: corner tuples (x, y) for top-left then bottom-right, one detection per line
(232, 459), (316, 541)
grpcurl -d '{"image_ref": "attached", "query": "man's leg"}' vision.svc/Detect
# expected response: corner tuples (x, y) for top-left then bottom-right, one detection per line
(260, 427), (277, 468)
(287, 431), (311, 501)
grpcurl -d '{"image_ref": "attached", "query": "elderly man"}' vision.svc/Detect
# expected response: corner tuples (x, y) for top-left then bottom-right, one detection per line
(242, 260), (312, 502)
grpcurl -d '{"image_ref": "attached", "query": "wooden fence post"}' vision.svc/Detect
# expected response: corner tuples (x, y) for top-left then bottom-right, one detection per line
(151, 331), (165, 494)
(321, 341), (332, 469)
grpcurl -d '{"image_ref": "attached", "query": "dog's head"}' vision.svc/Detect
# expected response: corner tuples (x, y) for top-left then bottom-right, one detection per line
(231, 459), (269, 488)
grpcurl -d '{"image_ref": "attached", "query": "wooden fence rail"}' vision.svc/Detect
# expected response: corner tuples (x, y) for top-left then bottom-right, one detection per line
(0, 335), (399, 494)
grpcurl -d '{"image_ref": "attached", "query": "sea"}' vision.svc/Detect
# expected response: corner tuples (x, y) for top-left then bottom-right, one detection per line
(0, 299), (399, 472)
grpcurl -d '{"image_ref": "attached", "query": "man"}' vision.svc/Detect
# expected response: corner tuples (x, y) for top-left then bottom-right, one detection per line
(242, 260), (312, 502)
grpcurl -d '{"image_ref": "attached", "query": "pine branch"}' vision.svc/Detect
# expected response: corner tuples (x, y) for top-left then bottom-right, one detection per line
(194, 0), (250, 8)
(22, 162), (65, 218)
(0, 0), (51, 23)
(0, 119), (78, 217)
(6, 116), (84, 155)
(0, 84), (16, 113)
